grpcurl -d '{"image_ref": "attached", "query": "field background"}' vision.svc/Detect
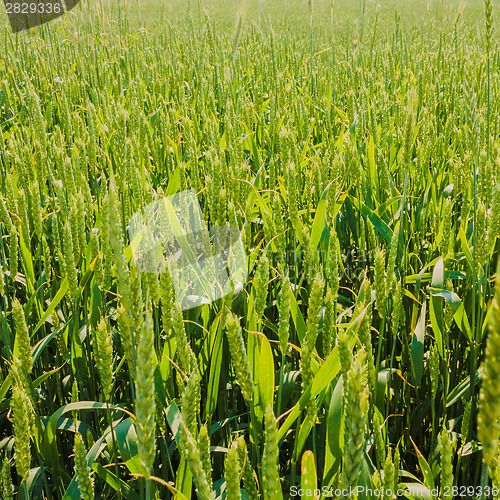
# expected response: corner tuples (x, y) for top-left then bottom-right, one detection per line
(0, 0), (500, 499)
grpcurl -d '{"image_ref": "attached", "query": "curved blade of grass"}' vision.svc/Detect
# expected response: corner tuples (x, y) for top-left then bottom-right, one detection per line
(42, 401), (132, 473)
(301, 450), (318, 498)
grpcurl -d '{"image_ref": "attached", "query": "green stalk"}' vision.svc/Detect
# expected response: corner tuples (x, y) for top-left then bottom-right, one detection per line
(249, 399), (260, 468)
(478, 460), (490, 500)
(106, 403), (122, 499)
(486, 56), (491, 158)
(375, 307), (387, 383)
(277, 353), (286, 418)
(469, 164), (478, 413)
(385, 321), (398, 440)
(309, 6), (314, 96)
(290, 412), (302, 487)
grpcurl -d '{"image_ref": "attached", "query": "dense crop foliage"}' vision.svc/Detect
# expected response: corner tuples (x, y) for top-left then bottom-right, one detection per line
(0, 0), (500, 498)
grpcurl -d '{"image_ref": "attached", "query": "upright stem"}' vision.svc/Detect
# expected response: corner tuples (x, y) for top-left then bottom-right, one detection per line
(107, 403), (122, 499)
(468, 154), (479, 478)
(277, 353), (286, 417)
(310, 10), (314, 95)
(478, 460), (489, 500)
(487, 57), (491, 159)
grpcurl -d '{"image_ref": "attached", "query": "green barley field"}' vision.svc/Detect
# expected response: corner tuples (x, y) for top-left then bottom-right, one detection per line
(0, 0), (500, 498)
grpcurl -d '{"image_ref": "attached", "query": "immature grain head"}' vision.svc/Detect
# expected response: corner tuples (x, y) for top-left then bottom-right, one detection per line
(478, 260), (500, 464)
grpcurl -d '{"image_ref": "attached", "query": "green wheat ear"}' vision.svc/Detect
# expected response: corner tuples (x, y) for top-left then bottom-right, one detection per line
(439, 426), (454, 496)
(95, 318), (113, 402)
(9, 225), (18, 283)
(2, 458), (14, 500)
(0, 262), (4, 295)
(478, 260), (500, 465)
(277, 275), (292, 356)
(225, 442), (241, 500)
(179, 422), (213, 500)
(225, 310), (254, 403)
(301, 273), (323, 417)
(341, 350), (369, 492)
(372, 410), (386, 467)
(198, 424), (213, 490)
(135, 309), (155, 480)
(11, 383), (31, 482)
(383, 449), (396, 499)
(74, 433), (94, 500)
(374, 247), (387, 315)
(484, 0), (494, 55)
(236, 437), (259, 500)
(12, 299), (32, 375)
(262, 405), (283, 500)
(338, 327), (352, 385)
